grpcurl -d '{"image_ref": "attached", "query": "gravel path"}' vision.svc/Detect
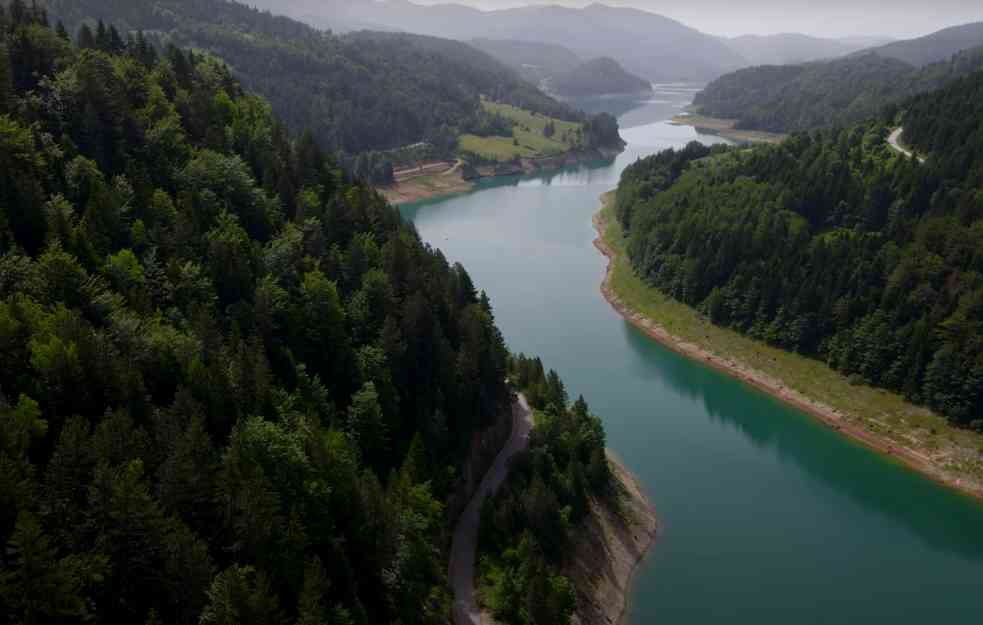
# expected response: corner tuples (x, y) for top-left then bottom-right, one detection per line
(449, 394), (533, 625)
(888, 127), (925, 163)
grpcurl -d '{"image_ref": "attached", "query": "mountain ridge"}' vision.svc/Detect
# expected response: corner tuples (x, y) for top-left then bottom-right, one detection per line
(246, 0), (747, 81)
(693, 20), (983, 133)
(45, 0), (584, 164)
(551, 57), (652, 97)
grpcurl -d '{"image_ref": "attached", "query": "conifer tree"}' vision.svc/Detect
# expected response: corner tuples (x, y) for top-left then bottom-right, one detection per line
(77, 23), (96, 49)
(0, 45), (12, 114)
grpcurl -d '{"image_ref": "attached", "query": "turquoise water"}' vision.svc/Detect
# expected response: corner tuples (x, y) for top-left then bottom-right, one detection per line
(402, 87), (983, 623)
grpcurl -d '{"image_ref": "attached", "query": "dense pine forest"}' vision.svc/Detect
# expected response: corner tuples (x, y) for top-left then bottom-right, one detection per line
(0, 6), (622, 623)
(44, 0), (586, 160)
(616, 70), (983, 428)
(693, 46), (983, 134)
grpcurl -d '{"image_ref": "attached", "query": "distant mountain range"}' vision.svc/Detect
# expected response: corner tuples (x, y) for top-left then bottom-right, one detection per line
(693, 20), (983, 134)
(249, 0), (747, 81)
(469, 38), (583, 85)
(241, 1), (983, 95)
(243, 1), (907, 82)
(722, 33), (894, 66)
(468, 40), (650, 97)
(852, 21), (983, 66)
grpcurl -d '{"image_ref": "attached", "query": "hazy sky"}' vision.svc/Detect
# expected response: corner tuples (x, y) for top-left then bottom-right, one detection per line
(413, 0), (983, 39)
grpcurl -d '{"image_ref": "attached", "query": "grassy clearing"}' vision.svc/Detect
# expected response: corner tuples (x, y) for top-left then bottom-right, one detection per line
(459, 98), (584, 162)
(598, 194), (983, 483)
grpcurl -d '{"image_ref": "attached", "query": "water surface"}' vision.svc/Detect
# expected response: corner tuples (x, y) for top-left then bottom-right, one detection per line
(402, 87), (983, 624)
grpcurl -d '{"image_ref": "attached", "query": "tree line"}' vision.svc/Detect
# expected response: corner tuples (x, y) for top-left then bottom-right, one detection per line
(616, 69), (983, 429)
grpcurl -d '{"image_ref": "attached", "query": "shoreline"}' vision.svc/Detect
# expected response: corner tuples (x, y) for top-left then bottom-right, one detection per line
(592, 196), (983, 501)
(379, 163), (475, 205)
(669, 114), (785, 144)
(380, 146), (623, 205)
(563, 452), (658, 625)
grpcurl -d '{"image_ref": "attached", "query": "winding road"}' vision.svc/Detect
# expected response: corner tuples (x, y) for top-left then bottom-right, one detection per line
(888, 127), (926, 163)
(449, 393), (533, 625)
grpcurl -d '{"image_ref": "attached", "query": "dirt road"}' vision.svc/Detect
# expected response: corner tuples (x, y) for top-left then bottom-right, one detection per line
(888, 127), (925, 163)
(449, 394), (533, 625)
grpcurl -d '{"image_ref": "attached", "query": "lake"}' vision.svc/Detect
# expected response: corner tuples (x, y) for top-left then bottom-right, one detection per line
(402, 85), (983, 624)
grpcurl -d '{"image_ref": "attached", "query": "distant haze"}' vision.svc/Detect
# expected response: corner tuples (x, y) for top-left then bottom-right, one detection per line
(414, 0), (983, 38)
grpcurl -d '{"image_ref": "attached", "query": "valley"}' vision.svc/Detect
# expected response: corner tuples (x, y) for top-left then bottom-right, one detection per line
(4, 2), (983, 624)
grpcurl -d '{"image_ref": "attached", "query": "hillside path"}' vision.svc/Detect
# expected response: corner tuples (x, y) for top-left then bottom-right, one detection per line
(888, 127), (926, 163)
(449, 393), (533, 625)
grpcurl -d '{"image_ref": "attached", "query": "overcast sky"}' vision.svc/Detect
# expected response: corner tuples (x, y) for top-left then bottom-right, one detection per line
(413, 0), (983, 38)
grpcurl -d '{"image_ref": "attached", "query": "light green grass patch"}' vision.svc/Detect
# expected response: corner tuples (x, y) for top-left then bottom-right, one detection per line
(459, 98), (585, 162)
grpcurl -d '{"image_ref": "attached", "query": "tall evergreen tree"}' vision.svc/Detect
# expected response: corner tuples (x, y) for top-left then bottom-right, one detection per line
(0, 45), (12, 114)
(77, 23), (95, 49)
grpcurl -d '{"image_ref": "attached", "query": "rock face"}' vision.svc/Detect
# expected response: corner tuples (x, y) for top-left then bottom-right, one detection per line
(551, 57), (653, 98)
(563, 455), (658, 625)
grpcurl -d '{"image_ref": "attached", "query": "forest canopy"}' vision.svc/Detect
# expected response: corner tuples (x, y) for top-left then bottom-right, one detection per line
(617, 70), (983, 429)
(44, 0), (587, 157)
(0, 5), (556, 623)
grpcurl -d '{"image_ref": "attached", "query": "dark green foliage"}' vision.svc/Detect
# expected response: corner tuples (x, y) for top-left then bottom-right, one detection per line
(469, 108), (515, 138)
(582, 112), (625, 150)
(0, 17), (518, 624)
(477, 357), (612, 625)
(616, 72), (983, 428)
(45, 0), (584, 158)
(694, 47), (983, 134)
(0, 43), (11, 114)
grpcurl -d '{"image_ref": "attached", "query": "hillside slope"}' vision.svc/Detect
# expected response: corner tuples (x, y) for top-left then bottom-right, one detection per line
(251, 0), (746, 82)
(0, 7), (626, 625)
(551, 57), (652, 97)
(617, 71), (983, 429)
(723, 33), (863, 66)
(0, 8), (514, 624)
(469, 38), (582, 84)
(46, 0), (580, 157)
(863, 21), (983, 67)
(693, 44), (983, 133)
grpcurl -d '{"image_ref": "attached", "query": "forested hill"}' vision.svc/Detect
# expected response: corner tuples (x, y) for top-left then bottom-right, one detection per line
(693, 45), (983, 134)
(469, 38), (583, 85)
(550, 57), (652, 97)
(902, 69), (983, 156)
(616, 71), (983, 429)
(0, 6), (618, 624)
(43, 0), (581, 156)
(253, 0), (746, 82)
(862, 21), (983, 67)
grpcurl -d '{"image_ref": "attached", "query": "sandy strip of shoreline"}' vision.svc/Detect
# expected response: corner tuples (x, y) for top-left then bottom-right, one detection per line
(592, 207), (983, 501)
(379, 169), (474, 204)
(669, 114), (786, 144)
